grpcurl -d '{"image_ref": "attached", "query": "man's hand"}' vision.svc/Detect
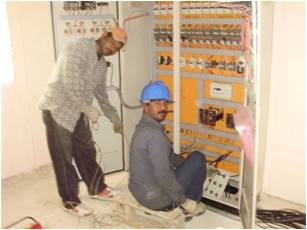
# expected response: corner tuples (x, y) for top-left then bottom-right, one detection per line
(113, 121), (123, 134)
(80, 103), (101, 124)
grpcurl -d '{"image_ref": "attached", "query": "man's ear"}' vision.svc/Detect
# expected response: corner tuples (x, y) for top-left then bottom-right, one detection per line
(143, 104), (148, 113)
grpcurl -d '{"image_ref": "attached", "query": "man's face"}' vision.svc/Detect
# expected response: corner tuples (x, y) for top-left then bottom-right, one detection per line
(144, 100), (169, 123)
(101, 36), (123, 56)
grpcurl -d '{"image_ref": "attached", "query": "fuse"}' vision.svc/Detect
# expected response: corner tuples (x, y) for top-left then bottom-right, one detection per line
(196, 2), (202, 14)
(227, 62), (236, 71)
(198, 58), (205, 69)
(153, 7), (159, 15)
(220, 38), (226, 45)
(217, 61), (226, 70)
(212, 39), (218, 45)
(167, 6), (173, 15)
(182, 6), (188, 15)
(180, 57), (187, 68)
(154, 2), (160, 15)
(159, 56), (165, 65)
(160, 3), (167, 15)
(166, 56), (172, 65)
(236, 57), (245, 74)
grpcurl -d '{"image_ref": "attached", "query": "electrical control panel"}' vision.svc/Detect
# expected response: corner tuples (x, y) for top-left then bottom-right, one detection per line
(152, 1), (254, 209)
(52, 1), (116, 55)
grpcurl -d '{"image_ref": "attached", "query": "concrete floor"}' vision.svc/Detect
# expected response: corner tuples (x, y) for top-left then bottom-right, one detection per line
(1, 164), (304, 228)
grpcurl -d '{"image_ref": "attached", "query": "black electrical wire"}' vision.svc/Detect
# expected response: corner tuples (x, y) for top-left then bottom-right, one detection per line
(106, 62), (142, 110)
(256, 208), (306, 229)
(207, 151), (233, 168)
(230, 173), (240, 177)
(256, 219), (289, 229)
(179, 132), (196, 154)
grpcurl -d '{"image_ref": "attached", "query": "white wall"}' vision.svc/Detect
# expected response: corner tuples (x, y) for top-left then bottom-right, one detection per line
(1, 2), (54, 178)
(262, 2), (305, 205)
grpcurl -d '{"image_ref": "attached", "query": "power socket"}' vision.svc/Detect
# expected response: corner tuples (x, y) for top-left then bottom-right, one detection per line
(203, 169), (230, 199)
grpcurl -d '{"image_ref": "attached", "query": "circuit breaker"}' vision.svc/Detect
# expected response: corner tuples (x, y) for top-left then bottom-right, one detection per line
(152, 1), (254, 211)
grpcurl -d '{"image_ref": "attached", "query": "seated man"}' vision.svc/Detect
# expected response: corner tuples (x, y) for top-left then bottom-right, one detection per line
(129, 80), (207, 216)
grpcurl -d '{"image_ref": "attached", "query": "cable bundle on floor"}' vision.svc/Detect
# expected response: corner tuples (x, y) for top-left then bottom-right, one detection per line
(256, 209), (306, 229)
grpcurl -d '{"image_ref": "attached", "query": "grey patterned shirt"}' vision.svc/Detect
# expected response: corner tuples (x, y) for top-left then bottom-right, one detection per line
(39, 37), (120, 132)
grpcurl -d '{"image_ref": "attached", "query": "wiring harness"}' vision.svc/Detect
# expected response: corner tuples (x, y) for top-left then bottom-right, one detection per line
(256, 209), (306, 229)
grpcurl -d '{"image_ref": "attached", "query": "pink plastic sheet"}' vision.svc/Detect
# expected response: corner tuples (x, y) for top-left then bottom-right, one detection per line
(233, 107), (255, 166)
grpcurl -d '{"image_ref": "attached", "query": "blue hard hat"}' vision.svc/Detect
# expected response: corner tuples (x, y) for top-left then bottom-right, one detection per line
(140, 80), (173, 103)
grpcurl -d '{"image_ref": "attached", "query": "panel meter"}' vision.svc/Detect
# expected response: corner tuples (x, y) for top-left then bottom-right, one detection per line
(210, 82), (232, 100)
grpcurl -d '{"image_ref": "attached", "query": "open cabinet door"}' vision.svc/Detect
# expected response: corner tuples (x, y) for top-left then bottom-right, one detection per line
(239, 156), (257, 228)
(236, 1), (260, 228)
(235, 108), (257, 228)
(51, 2), (124, 174)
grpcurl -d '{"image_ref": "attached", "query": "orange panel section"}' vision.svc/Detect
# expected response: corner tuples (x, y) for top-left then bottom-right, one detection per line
(204, 80), (245, 103)
(158, 75), (174, 121)
(180, 77), (198, 125)
(158, 76), (198, 125)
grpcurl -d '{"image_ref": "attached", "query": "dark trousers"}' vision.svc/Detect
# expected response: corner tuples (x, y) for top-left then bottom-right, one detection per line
(156, 151), (206, 211)
(175, 151), (206, 202)
(42, 110), (107, 207)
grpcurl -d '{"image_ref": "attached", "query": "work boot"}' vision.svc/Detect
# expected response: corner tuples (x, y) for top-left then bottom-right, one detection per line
(193, 202), (207, 216)
(183, 202), (207, 222)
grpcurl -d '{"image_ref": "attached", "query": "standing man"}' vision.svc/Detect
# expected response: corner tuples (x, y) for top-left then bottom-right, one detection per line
(39, 27), (127, 216)
(129, 80), (207, 217)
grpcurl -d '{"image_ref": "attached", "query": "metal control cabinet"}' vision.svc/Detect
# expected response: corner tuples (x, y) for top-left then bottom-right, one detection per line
(151, 1), (256, 220)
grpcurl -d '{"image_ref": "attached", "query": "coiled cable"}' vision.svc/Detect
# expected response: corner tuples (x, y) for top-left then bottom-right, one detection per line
(256, 208), (306, 229)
